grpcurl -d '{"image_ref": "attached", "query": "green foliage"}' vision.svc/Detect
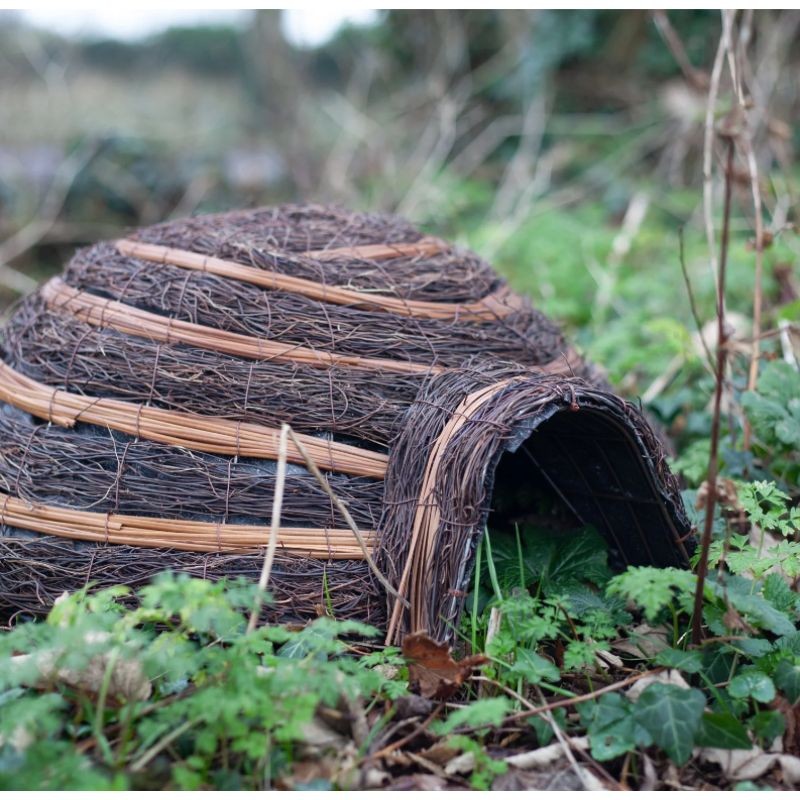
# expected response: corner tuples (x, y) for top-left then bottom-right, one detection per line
(0, 574), (403, 790)
(632, 684), (706, 765)
(728, 671), (776, 704)
(490, 524), (612, 595)
(742, 363), (800, 484)
(695, 713), (751, 749)
(436, 698), (512, 735)
(607, 566), (696, 622)
(580, 692), (653, 761)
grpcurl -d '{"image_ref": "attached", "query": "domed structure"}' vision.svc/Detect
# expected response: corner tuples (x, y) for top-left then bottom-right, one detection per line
(0, 205), (692, 640)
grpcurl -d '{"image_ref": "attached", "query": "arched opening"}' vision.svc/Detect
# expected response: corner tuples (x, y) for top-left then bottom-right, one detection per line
(487, 408), (690, 571)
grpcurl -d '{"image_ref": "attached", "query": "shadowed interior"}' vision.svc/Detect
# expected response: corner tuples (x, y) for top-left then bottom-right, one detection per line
(489, 408), (689, 571)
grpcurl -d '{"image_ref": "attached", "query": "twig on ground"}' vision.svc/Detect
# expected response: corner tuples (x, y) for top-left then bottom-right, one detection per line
(459, 668), (665, 734)
(365, 705), (443, 762)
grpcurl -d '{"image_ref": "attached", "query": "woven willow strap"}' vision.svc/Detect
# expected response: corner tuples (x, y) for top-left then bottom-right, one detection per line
(385, 379), (517, 645)
(0, 491), (375, 556)
(42, 279), (443, 377)
(0, 360), (388, 479)
(116, 239), (527, 322)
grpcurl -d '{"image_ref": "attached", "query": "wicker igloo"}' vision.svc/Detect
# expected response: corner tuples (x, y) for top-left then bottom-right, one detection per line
(0, 205), (692, 641)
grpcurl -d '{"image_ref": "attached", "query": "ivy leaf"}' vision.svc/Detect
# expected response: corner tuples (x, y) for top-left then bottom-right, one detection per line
(694, 712), (752, 750)
(729, 671), (776, 704)
(654, 647), (703, 673)
(580, 692), (652, 761)
(774, 661), (800, 704)
(633, 684), (706, 765)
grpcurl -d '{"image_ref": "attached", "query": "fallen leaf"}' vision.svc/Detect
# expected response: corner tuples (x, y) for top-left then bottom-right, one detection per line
(695, 739), (800, 786)
(402, 631), (487, 700)
(504, 737), (589, 770)
(12, 645), (151, 702)
(625, 669), (688, 701)
(612, 624), (669, 658)
(386, 774), (451, 790)
(444, 750), (476, 776)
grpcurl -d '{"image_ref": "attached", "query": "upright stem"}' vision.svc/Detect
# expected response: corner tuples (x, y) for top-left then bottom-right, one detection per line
(691, 139), (735, 646)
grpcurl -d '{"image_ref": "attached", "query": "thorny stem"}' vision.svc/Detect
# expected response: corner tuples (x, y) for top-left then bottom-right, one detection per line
(691, 139), (736, 647)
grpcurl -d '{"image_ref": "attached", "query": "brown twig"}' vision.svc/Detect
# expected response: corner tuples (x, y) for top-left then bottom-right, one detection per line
(284, 426), (408, 608)
(365, 705), (442, 761)
(691, 138), (736, 646)
(678, 227), (715, 372)
(459, 668), (666, 734)
(652, 11), (709, 91)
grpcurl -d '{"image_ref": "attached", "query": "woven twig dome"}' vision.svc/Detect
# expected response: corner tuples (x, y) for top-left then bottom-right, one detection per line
(0, 205), (692, 639)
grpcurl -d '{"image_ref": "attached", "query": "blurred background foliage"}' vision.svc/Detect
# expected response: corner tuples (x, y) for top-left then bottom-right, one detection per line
(0, 9), (797, 450)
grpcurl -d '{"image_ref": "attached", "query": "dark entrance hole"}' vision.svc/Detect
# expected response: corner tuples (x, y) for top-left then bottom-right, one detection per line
(488, 408), (688, 570)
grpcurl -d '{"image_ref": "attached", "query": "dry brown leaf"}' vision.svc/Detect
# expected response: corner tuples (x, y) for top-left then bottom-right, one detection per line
(695, 747), (800, 784)
(402, 631), (488, 700)
(625, 669), (689, 701)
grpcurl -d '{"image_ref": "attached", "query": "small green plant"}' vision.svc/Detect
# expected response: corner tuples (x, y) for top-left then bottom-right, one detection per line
(0, 574), (405, 790)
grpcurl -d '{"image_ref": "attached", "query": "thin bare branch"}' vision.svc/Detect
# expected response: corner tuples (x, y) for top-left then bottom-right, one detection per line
(247, 423), (289, 633)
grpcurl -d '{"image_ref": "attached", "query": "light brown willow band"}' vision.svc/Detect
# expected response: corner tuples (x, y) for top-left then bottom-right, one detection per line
(385, 379), (517, 645)
(0, 360), (388, 479)
(116, 239), (527, 322)
(42, 279), (582, 379)
(42, 279), (444, 377)
(0, 491), (375, 556)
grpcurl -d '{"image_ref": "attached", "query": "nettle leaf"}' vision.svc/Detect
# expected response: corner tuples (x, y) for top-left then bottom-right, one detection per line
(725, 638), (772, 659)
(729, 671), (776, 704)
(580, 692), (652, 761)
(774, 660), (800, 704)
(491, 525), (611, 594)
(694, 712), (751, 750)
(563, 586), (632, 627)
(543, 526), (612, 592)
(607, 567), (696, 622)
(436, 697), (512, 734)
(710, 576), (795, 637)
(762, 574), (799, 616)
(742, 363), (800, 453)
(509, 649), (560, 684)
(654, 647), (703, 673)
(633, 684), (706, 765)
